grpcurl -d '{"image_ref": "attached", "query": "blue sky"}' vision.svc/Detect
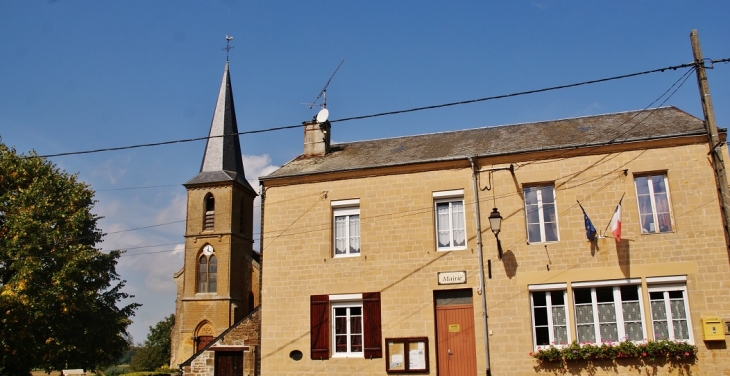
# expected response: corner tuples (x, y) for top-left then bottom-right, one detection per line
(1, 1), (728, 344)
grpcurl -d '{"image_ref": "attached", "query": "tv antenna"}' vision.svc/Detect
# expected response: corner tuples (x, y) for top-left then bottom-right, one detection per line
(302, 59), (344, 112)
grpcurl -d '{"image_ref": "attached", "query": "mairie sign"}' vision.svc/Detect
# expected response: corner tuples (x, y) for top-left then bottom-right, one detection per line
(438, 271), (467, 285)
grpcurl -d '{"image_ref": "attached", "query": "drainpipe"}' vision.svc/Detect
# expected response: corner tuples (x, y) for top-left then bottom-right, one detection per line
(469, 156), (491, 376)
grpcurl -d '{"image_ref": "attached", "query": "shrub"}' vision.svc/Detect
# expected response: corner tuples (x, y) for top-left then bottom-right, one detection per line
(530, 339), (697, 364)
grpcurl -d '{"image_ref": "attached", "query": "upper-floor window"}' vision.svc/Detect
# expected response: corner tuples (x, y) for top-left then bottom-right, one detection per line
(635, 174), (673, 234)
(332, 199), (360, 257)
(204, 193), (215, 231)
(197, 245), (217, 293)
(524, 185), (558, 243)
(434, 190), (466, 251)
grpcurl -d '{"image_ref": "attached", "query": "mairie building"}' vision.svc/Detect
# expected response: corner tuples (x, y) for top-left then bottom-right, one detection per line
(258, 106), (730, 375)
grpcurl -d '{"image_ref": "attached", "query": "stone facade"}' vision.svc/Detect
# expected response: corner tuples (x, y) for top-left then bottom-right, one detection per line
(181, 309), (261, 376)
(259, 112), (730, 375)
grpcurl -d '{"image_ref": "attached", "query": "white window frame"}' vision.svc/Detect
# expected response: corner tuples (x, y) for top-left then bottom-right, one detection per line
(331, 300), (364, 358)
(524, 185), (559, 244)
(647, 283), (693, 343)
(529, 286), (570, 349)
(332, 200), (360, 258)
(433, 190), (466, 251)
(572, 282), (647, 344)
(634, 173), (674, 234)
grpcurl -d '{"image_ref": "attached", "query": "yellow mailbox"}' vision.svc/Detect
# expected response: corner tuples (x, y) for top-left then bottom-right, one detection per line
(701, 317), (725, 341)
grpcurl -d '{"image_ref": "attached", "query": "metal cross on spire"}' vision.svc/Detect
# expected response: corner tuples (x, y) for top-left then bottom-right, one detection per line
(223, 35), (234, 60)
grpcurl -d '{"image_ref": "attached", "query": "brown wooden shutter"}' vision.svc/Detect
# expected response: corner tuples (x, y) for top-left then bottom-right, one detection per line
(363, 292), (382, 358)
(310, 294), (330, 360)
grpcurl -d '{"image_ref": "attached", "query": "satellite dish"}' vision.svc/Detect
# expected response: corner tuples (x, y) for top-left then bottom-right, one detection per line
(316, 108), (329, 123)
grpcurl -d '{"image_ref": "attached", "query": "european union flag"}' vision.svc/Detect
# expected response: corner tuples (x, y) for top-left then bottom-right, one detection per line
(578, 202), (597, 241)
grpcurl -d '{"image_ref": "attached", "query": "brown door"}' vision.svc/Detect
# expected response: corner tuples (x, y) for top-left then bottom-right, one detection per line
(215, 351), (243, 376)
(435, 290), (477, 376)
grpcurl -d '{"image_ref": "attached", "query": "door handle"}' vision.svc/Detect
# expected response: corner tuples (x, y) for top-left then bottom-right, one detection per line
(448, 349), (452, 356)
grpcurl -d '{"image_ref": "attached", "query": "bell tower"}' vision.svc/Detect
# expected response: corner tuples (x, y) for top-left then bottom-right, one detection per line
(171, 61), (259, 366)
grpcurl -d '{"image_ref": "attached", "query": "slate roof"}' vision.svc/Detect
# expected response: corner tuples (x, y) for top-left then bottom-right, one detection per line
(186, 61), (256, 194)
(262, 106), (707, 181)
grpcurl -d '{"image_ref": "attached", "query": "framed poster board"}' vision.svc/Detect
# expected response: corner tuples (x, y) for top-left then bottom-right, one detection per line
(385, 337), (429, 373)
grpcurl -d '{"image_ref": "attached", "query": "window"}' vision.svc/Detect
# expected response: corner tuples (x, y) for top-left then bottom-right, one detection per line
(434, 190), (466, 250)
(648, 284), (692, 341)
(204, 193), (215, 231)
(333, 302), (363, 355)
(530, 288), (569, 347)
(524, 185), (558, 243)
(198, 245), (217, 293)
(572, 283), (645, 344)
(333, 205), (360, 257)
(310, 292), (382, 360)
(635, 174), (673, 234)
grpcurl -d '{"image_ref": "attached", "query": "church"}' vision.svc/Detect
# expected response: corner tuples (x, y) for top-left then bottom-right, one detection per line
(170, 60), (261, 376)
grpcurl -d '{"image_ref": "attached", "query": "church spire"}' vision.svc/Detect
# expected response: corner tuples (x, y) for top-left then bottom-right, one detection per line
(186, 62), (254, 194)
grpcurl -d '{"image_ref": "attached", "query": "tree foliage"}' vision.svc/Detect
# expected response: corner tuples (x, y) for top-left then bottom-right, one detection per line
(129, 314), (175, 371)
(0, 140), (140, 375)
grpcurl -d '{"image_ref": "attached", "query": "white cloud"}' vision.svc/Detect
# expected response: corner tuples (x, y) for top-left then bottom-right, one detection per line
(90, 154), (278, 341)
(90, 158), (130, 185)
(242, 154), (278, 252)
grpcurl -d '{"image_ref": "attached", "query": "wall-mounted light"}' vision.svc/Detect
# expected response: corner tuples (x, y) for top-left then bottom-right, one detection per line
(488, 207), (503, 259)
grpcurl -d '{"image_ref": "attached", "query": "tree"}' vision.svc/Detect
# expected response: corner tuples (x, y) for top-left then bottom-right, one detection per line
(0, 140), (140, 375)
(129, 314), (175, 371)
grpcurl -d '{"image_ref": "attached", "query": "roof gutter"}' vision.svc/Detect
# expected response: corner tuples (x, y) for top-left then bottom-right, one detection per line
(469, 156), (491, 376)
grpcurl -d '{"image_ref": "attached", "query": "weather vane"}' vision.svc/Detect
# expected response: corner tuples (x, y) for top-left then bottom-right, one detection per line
(223, 35), (234, 60)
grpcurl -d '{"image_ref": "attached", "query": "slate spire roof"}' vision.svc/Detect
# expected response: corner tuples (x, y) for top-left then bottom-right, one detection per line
(186, 62), (255, 194)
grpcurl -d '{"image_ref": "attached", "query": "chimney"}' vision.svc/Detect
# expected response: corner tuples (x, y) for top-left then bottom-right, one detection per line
(303, 120), (331, 157)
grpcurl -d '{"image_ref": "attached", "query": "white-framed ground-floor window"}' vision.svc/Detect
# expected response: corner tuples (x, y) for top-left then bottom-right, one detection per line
(529, 277), (692, 350)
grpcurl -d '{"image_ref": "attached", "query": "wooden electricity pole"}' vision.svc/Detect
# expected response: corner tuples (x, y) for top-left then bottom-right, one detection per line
(690, 29), (730, 253)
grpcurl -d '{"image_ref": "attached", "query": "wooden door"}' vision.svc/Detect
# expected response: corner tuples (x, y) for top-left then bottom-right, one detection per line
(215, 351), (243, 376)
(435, 291), (477, 376)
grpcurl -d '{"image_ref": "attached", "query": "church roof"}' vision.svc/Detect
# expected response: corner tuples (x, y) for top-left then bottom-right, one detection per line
(261, 106), (708, 180)
(186, 61), (256, 194)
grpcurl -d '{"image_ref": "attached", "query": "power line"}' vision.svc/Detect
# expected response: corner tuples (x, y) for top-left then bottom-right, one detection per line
(32, 60), (713, 159)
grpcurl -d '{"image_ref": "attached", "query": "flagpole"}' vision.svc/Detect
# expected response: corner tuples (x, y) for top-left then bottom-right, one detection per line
(604, 193), (625, 236)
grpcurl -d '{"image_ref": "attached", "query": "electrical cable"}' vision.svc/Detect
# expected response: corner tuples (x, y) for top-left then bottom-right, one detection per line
(29, 60), (714, 159)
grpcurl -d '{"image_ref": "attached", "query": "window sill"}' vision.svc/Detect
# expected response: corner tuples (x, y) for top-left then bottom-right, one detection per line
(331, 353), (364, 359)
(333, 253), (361, 258)
(640, 230), (674, 235)
(436, 247), (467, 252)
(526, 240), (559, 245)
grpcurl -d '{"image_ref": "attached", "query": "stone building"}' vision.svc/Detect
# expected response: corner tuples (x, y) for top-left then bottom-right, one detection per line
(258, 106), (730, 375)
(171, 61), (261, 376)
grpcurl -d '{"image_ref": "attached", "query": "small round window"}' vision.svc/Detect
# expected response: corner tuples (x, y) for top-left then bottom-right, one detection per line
(289, 350), (303, 361)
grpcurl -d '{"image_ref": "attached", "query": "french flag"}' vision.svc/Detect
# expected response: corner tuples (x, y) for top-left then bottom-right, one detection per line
(610, 198), (623, 242)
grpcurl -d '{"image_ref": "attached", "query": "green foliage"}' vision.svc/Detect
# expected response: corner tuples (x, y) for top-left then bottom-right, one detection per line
(531, 339), (697, 364)
(129, 315), (175, 372)
(104, 365), (130, 376)
(0, 140), (140, 375)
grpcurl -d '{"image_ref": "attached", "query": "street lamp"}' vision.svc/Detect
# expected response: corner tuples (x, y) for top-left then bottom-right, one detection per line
(488, 207), (503, 259)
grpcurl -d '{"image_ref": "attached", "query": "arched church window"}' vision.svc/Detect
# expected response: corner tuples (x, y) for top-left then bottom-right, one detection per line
(197, 245), (217, 293)
(204, 193), (215, 231)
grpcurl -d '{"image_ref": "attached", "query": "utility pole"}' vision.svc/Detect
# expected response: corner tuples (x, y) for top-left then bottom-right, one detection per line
(690, 29), (730, 253)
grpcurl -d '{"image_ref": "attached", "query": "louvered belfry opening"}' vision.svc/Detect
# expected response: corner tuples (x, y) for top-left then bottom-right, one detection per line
(204, 193), (215, 230)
